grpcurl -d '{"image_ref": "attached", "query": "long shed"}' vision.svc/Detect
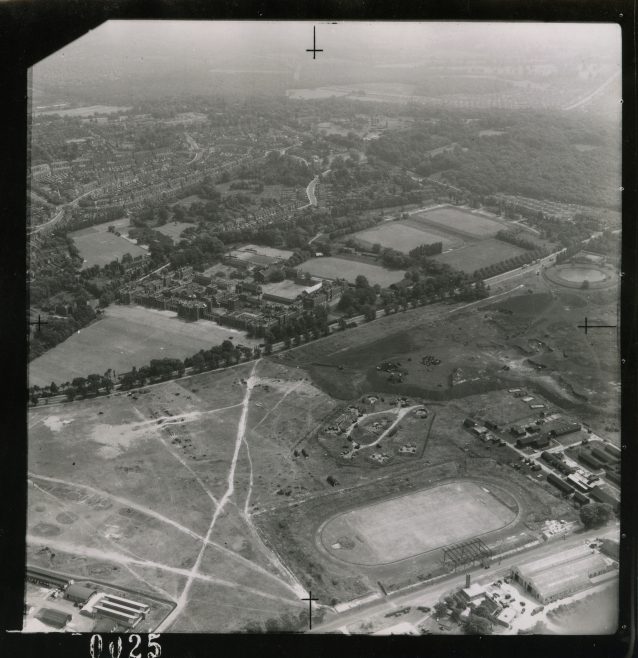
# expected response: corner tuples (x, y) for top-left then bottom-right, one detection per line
(36, 607), (72, 629)
(547, 473), (574, 494)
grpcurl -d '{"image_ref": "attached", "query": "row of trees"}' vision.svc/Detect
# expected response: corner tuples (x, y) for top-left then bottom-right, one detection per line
(336, 268), (489, 318)
(472, 247), (548, 281)
(409, 242), (444, 258)
(496, 230), (540, 251)
(29, 371), (115, 404)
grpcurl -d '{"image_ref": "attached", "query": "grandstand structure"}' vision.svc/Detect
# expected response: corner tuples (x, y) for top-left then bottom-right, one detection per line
(442, 537), (493, 569)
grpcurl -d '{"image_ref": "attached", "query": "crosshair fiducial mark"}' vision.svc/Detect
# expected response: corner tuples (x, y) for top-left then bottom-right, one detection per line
(578, 316), (617, 335)
(29, 314), (49, 332)
(306, 26), (323, 59)
(302, 590), (318, 629)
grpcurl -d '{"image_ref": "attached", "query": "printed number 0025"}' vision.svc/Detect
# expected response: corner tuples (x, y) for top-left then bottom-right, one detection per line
(90, 634), (161, 658)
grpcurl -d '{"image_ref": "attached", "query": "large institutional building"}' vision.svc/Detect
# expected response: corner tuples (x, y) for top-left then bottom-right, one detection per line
(511, 545), (616, 604)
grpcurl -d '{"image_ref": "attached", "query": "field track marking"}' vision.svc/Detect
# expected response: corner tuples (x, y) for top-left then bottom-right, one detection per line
(240, 381), (316, 597)
(26, 536), (298, 606)
(242, 438), (254, 516)
(356, 405), (423, 449)
(29, 473), (206, 542)
(30, 481), (177, 602)
(28, 472), (301, 594)
(159, 359), (262, 631)
(154, 432), (220, 507)
(28, 418), (44, 430)
(135, 401), (221, 509)
(251, 380), (303, 432)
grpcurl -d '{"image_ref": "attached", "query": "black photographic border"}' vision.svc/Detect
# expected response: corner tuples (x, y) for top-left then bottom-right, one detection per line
(1, 1), (635, 657)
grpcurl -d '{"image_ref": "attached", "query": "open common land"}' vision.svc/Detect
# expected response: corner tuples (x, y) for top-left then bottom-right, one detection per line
(27, 262), (619, 629)
(29, 305), (257, 387)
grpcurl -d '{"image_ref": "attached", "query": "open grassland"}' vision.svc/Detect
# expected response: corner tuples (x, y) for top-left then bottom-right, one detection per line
(70, 227), (148, 269)
(433, 238), (525, 273)
(410, 206), (505, 238)
(321, 480), (517, 565)
(26, 269), (618, 626)
(27, 360), (343, 631)
(276, 281), (619, 432)
(29, 304), (257, 387)
(352, 221), (456, 254)
(300, 256), (405, 286)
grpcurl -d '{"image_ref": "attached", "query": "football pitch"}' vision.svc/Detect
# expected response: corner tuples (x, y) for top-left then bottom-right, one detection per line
(70, 226), (148, 269)
(28, 304), (258, 387)
(320, 480), (517, 565)
(410, 206), (505, 238)
(352, 221), (457, 254)
(301, 256), (405, 286)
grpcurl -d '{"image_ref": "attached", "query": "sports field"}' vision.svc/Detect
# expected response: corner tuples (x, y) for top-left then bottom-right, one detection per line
(320, 480), (517, 565)
(352, 221), (455, 254)
(29, 304), (258, 386)
(70, 226), (148, 269)
(433, 238), (525, 273)
(301, 257), (405, 287)
(410, 206), (504, 238)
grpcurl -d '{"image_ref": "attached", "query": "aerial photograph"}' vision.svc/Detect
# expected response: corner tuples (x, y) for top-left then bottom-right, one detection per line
(24, 20), (621, 635)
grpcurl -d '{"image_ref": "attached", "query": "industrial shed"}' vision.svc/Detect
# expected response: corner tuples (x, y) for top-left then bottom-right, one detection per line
(511, 547), (615, 604)
(546, 473), (574, 495)
(578, 451), (605, 471)
(591, 447), (614, 464)
(36, 607), (72, 629)
(547, 421), (581, 437)
(572, 491), (590, 506)
(589, 486), (620, 513)
(94, 602), (141, 628)
(606, 470), (621, 486)
(603, 444), (621, 459)
(533, 434), (551, 449)
(66, 583), (98, 604)
(516, 435), (537, 448)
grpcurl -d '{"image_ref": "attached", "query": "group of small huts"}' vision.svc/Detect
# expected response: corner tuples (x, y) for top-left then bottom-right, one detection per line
(578, 443), (621, 485)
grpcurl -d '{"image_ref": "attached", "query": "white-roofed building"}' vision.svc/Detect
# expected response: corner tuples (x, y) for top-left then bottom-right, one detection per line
(511, 546), (615, 603)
